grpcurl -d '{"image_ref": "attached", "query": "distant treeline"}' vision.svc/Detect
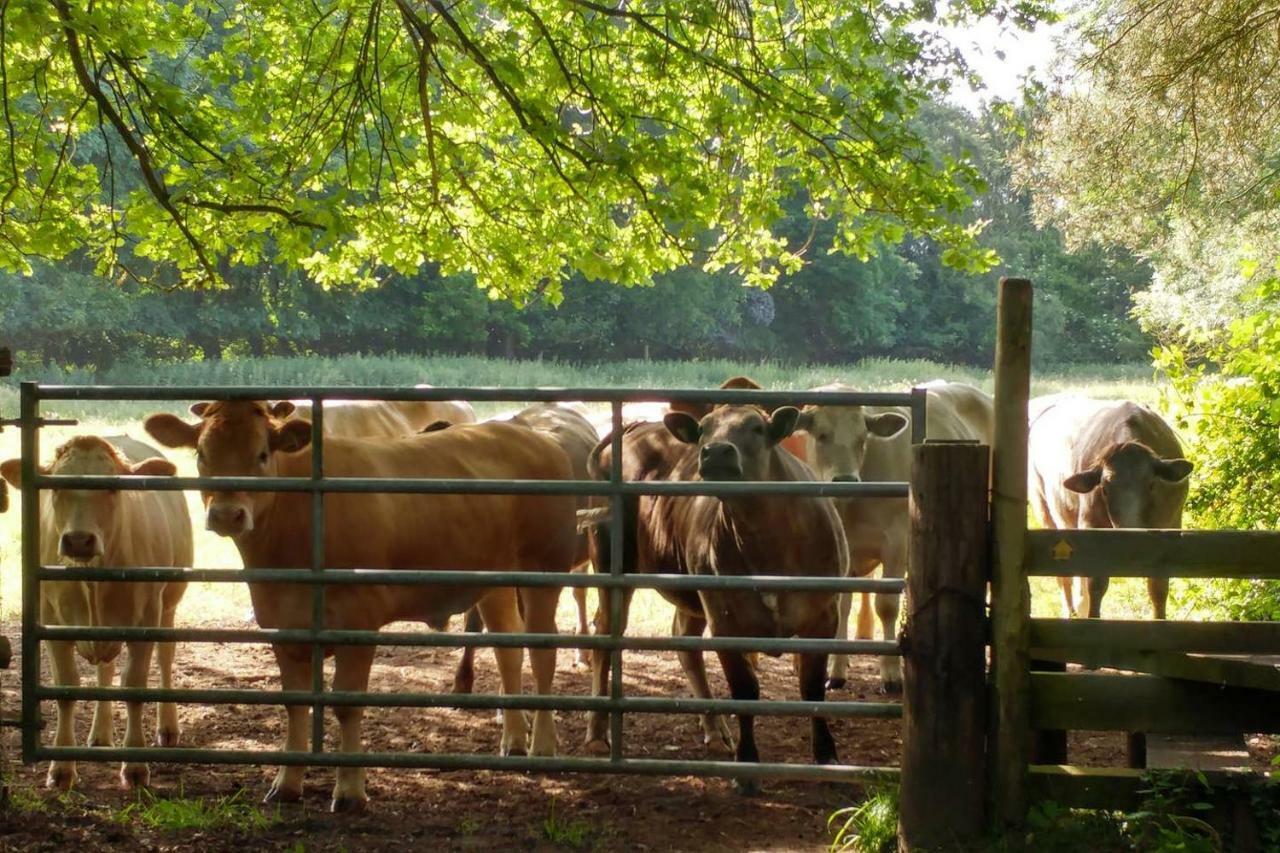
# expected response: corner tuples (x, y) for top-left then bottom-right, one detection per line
(1, 104), (1153, 371)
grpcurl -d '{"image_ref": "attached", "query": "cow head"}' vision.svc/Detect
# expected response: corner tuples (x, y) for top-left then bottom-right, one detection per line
(1062, 441), (1193, 528)
(664, 405), (800, 481)
(145, 401), (311, 538)
(793, 404), (908, 483)
(1, 436), (176, 564)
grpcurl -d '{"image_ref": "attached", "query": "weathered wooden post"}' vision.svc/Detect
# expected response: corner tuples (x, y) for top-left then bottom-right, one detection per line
(898, 441), (990, 851)
(991, 277), (1033, 828)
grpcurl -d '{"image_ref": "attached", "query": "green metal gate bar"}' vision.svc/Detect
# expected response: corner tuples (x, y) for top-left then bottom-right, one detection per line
(18, 381), (925, 783)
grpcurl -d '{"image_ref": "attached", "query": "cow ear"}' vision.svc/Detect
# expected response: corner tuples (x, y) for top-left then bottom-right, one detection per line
(1156, 457), (1193, 483)
(767, 406), (801, 445)
(130, 457), (178, 477)
(1, 458), (23, 489)
(270, 418), (313, 454)
(1063, 468), (1102, 494)
(663, 412), (701, 444)
(867, 412), (909, 439)
(719, 376), (762, 390)
(420, 420), (452, 434)
(189, 402), (210, 417)
(269, 401), (296, 419)
(145, 414), (201, 449)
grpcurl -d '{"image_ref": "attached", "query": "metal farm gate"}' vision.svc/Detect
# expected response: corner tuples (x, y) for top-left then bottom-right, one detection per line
(10, 382), (929, 791)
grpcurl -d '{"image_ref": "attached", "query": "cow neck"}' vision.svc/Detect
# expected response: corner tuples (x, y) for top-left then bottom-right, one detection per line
(232, 479), (308, 570)
(709, 492), (782, 569)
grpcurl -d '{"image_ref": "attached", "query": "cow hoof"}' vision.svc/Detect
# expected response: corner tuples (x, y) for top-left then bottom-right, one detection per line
(880, 680), (903, 696)
(120, 763), (150, 790)
(264, 784), (303, 805)
(733, 778), (761, 797)
(46, 765), (77, 791)
(583, 738), (610, 757)
(825, 677), (847, 691)
(330, 795), (369, 814)
(155, 728), (180, 748)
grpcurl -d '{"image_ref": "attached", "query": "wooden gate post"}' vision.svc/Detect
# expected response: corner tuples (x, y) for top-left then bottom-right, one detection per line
(898, 441), (991, 851)
(990, 277), (1033, 828)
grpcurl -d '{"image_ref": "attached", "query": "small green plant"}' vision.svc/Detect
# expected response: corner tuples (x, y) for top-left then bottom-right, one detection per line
(115, 787), (275, 833)
(3, 783), (49, 814)
(828, 787), (898, 853)
(458, 815), (482, 836)
(540, 797), (592, 850)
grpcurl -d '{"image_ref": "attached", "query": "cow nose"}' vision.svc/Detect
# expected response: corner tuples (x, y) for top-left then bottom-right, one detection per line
(59, 531), (98, 559)
(207, 504), (249, 536)
(832, 474), (861, 483)
(700, 443), (737, 466)
(699, 443), (742, 479)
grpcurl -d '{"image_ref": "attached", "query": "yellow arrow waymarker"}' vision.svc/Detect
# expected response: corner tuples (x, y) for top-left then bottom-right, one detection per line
(1052, 540), (1074, 562)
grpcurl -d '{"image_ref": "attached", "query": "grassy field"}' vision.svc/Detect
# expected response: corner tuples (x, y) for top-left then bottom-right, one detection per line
(0, 354), (1173, 624)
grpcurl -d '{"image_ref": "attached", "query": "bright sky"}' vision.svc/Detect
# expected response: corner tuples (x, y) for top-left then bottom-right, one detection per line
(942, 16), (1069, 111)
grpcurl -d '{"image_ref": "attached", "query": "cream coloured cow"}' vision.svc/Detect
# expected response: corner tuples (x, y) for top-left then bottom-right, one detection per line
(792, 381), (994, 692)
(1029, 395), (1192, 619)
(0, 435), (191, 791)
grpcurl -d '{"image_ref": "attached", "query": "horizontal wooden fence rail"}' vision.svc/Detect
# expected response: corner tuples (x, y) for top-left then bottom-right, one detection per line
(1026, 529), (1280, 578)
(1029, 672), (1280, 734)
(1030, 618), (1280, 654)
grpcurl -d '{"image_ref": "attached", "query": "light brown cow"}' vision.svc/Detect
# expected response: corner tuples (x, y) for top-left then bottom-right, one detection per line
(792, 381), (994, 692)
(452, 403), (600, 693)
(1029, 395), (1192, 619)
(0, 435), (191, 791)
(281, 388), (476, 438)
(144, 402), (576, 812)
(583, 405), (848, 791)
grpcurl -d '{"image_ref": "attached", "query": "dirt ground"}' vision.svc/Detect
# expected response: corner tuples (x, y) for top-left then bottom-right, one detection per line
(0, 617), (1274, 852)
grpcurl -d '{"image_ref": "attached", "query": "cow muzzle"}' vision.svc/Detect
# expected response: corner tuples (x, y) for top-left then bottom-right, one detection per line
(698, 443), (743, 480)
(59, 531), (102, 562)
(207, 503), (253, 537)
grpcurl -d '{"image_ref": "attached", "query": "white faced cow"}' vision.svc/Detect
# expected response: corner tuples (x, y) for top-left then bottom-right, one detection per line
(793, 381), (994, 692)
(0, 435), (192, 791)
(1029, 395), (1192, 619)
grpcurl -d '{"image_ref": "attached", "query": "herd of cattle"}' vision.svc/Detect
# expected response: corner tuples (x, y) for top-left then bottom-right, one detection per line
(0, 379), (1194, 811)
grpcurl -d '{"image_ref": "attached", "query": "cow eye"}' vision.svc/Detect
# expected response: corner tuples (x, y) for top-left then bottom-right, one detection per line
(258, 451), (269, 465)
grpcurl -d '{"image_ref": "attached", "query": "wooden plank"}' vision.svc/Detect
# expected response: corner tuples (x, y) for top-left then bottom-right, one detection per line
(1030, 646), (1280, 692)
(1031, 618), (1280, 654)
(1027, 765), (1262, 811)
(1027, 529), (1280, 579)
(1030, 672), (1280, 733)
(990, 276), (1034, 827)
(898, 443), (990, 850)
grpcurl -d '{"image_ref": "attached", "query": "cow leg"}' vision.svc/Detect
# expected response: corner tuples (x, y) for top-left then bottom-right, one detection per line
(1148, 577), (1169, 620)
(477, 589), (530, 757)
(672, 609), (733, 753)
(46, 640), (80, 791)
(1059, 576), (1078, 618)
(716, 650), (761, 796)
(1083, 576), (1110, 620)
(265, 646), (312, 805)
(330, 645), (376, 813)
(826, 592), (853, 690)
(877, 536), (907, 693)
(800, 652), (838, 765)
(89, 660), (116, 747)
(451, 607), (482, 695)
(118, 640), (156, 789)
(519, 586), (561, 757)
(585, 588), (634, 752)
(572, 567), (592, 668)
(155, 603), (181, 747)
(855, 591), (874, 640)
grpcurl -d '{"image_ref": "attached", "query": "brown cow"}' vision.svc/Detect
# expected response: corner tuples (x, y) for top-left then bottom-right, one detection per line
(452, 403), (600, 692)
(279, 389), (476, 439)
(0, 435), (191, 791)
(1029, 395), (1192, 618)
(144, 402), (576, 812)
(583, 405), (848, 791)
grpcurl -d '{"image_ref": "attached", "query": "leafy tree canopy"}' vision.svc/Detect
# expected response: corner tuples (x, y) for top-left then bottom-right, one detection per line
(1, 0), (1049, 296)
